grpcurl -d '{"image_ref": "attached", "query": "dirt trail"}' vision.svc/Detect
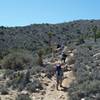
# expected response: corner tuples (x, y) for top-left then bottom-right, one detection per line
(0, 50), (76, 100)
(43, 71), (75, 100)
(0, 65), (75, 100)
(42, 57), (76, 100)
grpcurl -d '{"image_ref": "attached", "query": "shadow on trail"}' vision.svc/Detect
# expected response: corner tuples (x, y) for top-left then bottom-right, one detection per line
(60, 87), (69, 92)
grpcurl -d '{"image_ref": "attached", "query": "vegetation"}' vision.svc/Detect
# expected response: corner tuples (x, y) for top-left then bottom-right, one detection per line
(37, 49), (44, 66)
(0, 20), (100, 55)
(96, 30), (100, 38)
(92, 25), (97, 42)
(47, 32), (54, 53)
(16, 94), (32, 100)
(0, 20), (100, 99)
(76, 34), (85, 45)
(68, 45), (100, 100)
(1, 49), (34, 70)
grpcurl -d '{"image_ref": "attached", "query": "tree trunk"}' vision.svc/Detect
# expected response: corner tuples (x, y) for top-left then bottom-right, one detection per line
(94, 32), (96, 42)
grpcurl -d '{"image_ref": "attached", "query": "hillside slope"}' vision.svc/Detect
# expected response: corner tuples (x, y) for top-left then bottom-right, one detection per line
(0, 20), (100, 54)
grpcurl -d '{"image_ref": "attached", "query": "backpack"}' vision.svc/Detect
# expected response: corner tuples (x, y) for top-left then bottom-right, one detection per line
(56, 64), (63, 76)
(62, 52), (67, 58)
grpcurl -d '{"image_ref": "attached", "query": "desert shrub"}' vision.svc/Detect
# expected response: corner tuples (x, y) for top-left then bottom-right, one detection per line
(0, 85), (9, 95)
(6, 71), (30, 91)
(96, 31), (100, 38)
(30, 66), (45, 75)
(69, 80), (100, 100)
(86, 45), (92, 50)
(68, 45), (100, 100)
(45, 65), (55, 79)
(6, 70), (43, 92)
(26, 79), (43, 92)
(76, 36), (85, 45)
(16, 94), (31, 100)
(3, 69), (15, 79)
(1, 50), (34, 70)
(37, 49), (45, 66)
(0, 50), (10, 60)
(0, 69), (6, 74)
(43, 47), (52, 55)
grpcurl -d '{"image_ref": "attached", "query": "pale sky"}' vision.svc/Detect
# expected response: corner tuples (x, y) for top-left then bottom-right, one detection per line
(0, 0), (100, 26)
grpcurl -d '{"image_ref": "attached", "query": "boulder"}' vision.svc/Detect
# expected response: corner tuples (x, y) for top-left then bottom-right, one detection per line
(21, 90), (29, 95)
(26, 79), (43, 93)
(40, 73), (46, 78)
(69, 53), (74, 57)
(95, 93), (100, 100)
(93, 53), (100, 59)
(66, 57), (75, 65)
(0, 87), (9, 95)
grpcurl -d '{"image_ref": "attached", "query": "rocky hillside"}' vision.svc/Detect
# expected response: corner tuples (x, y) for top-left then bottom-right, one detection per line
(68, 39), (100, 100)
(0, 20), (100, 100)
(0, 19), (100, 54)
(0, 43), (76, 100)
(0, 39), (100, 100)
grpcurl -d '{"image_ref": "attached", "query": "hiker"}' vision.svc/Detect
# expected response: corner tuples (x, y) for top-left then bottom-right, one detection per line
(55, 61), (63, 90)
(55, 44), (61, 52)
(57, 44), (61, 49)
(61, 52), (67, 63)
(61, 46), (68, 63)
(57, 43), (64, 51)
(60, 43), (64, 51)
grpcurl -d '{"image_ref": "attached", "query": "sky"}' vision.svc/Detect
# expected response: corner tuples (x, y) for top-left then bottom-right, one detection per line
(0, 0), (100, 26)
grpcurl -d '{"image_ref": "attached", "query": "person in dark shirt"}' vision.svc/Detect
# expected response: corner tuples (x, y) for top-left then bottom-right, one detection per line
(55, 61), (63, 90)
(61, 52), (67, 63)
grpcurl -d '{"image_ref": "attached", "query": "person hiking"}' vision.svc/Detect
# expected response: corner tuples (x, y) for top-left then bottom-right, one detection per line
(57, 44), (61, 49)
(60, 46), (68, 63)
(55, 60), (63, 90)
(61, 52), (67, 63)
